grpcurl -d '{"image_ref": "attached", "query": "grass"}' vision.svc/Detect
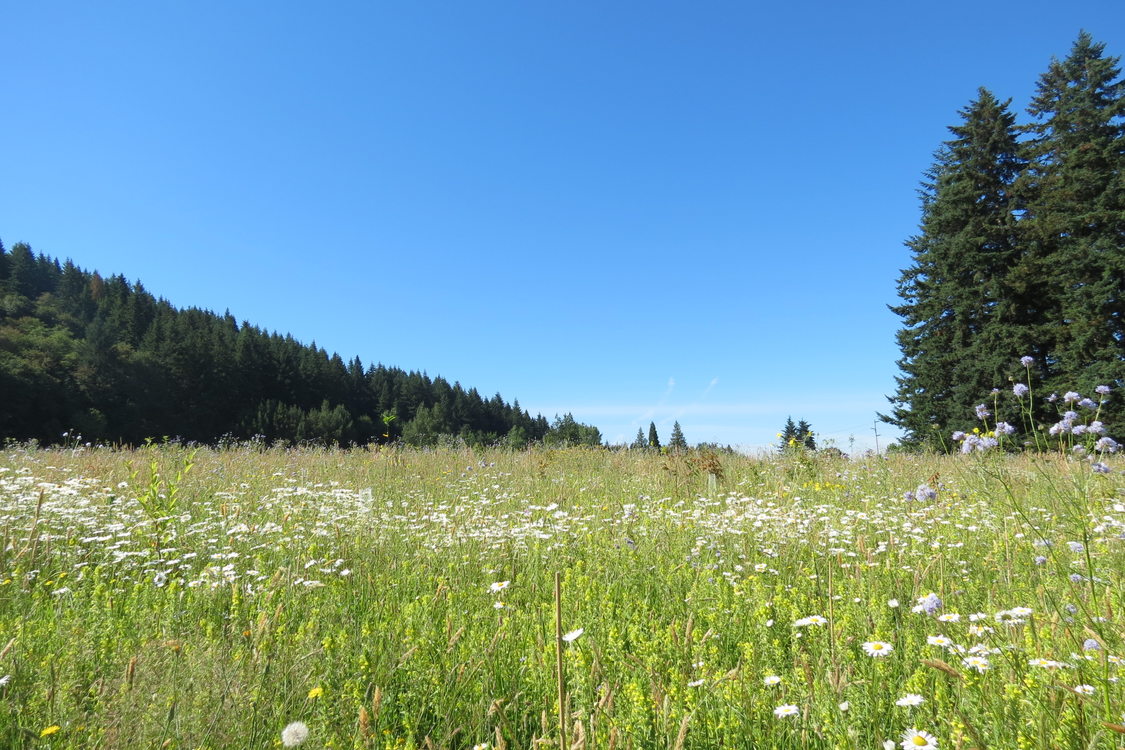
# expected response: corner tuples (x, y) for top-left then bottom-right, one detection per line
(0, 443), (1121, 749)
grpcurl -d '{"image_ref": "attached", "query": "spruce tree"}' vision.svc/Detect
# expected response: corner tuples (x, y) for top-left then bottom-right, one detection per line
(779, 417), (797, 451)
(1017, 32), (1125, 424)
(796, 419), (816, 450)
(632, 427), (647, 450)
(885, 89), (1026, 448)
(668, 421), (688, 451)
(648, 421), (661, 449)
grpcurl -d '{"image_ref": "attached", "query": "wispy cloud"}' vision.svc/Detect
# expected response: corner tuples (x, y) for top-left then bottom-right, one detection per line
(542, 398), (888, 419)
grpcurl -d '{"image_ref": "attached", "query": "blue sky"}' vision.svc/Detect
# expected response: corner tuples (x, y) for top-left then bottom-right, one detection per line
(3, 2), (1122, 452)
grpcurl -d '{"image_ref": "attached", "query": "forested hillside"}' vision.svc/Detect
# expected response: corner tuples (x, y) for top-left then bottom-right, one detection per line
(0, 241), (601, 447)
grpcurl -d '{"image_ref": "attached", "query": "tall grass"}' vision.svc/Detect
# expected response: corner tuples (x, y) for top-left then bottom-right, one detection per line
(0, 444), (1121, 748)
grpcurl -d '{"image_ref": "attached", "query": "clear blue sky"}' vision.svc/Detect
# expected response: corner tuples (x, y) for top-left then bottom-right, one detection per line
(3, 2), (1122, 452)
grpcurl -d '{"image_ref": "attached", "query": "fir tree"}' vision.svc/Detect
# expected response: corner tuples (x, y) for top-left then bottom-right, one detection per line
(885, 89), (1027, 448)
(631, 427), (647, 450)
(796, 419), (816, 450)
(1017, 31), (1125, 425)
(779, 417), (798, 451)
(648, 421), (661, 449)
(668, 421), (688, 451)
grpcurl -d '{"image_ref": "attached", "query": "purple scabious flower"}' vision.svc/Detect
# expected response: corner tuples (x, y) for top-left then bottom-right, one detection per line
(975, 404), (991, 420)
(1092, 461), (1111, 474)
(915, 592), (942, 615)
(995, 422), (1016, 436)
(1069, 573), (1085, 583)
(1072, 425), (1088, 436)
(1034, 555), (1048, 565)
(1048, 392), (1059, 403)
(916, 484), (937, 501)
(951, 431), (966, 442)
(1064, 391), (1081, 403)
(1095, 436), (1119, 453)
(1095, 385), (1111, 396)
(1020, 355), (1035, 367)
(980, 436), (998, 450)
(1089, 421), (1107, 435)
(1083, 638), (1101, 651)
(1078, 398), (1097, 410)
(1049, 422), (1070, 436)
(902, 490), (916, 502)
(1013, 383), (1029, 397)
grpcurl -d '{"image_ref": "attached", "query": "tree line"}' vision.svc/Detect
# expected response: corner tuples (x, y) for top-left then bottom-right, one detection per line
(0, 241), (601, 447)
(886, 32), (1125, 450)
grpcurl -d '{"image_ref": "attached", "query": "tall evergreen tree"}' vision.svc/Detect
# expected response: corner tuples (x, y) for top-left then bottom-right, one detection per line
(631, 427), (647, 450)
(647, 421), (661, 449)
(1017, 31), (1125, 424)
(668, 421), (687, 451)
(885, 88), (1027, 448)
(795, 419), (816, 450)
(779, 416), (798, 451)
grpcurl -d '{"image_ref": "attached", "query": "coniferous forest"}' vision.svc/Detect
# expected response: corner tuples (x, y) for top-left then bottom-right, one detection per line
(0, 241), (602, 447)
(885, 32), (1125, 449)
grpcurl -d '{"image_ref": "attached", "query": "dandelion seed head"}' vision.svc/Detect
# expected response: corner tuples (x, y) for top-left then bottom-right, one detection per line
(282, 722), (310, 747)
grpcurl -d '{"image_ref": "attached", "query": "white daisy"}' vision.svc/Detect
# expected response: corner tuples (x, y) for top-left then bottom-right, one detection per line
(900, 727), (938, 749)
(862, 640), (894, 657)
(773, 704), (800, 718)
(896, 693), (925, 707)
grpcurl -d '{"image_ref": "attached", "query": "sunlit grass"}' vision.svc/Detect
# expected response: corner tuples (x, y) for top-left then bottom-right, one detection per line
(0, 444), (1121, 748)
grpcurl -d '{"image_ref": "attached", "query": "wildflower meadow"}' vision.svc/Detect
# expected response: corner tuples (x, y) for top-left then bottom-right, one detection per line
(1, 383), (1123, 748)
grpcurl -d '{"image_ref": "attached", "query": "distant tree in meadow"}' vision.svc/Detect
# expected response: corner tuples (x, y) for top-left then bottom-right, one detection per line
(778, 417), (798, 451)
(631, 427), (647, 450)
(796, 419), (816, 450)
(648, 421), (660, 449)
(668, 421), (688, 451)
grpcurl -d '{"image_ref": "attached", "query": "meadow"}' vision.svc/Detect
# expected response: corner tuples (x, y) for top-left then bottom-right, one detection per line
(0, 442), (1121, 749)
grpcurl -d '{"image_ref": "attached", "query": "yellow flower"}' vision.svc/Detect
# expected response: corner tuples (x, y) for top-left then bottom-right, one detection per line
(307, 686), (324, 699)
(40, 725), (61, 737)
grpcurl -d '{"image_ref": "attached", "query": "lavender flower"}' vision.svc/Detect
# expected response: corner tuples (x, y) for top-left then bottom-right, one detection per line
(914, 592), (943, 615)
(1013, 383), (1029, 397)
(1095, 437), (1119, 453)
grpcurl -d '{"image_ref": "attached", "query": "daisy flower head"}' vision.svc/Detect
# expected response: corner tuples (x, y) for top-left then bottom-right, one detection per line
(962, 656), (990, 672)
(901, 728), (938, 749)
(927, 635), (954, 648)
(793, 615), (827, 627)
(862, 640), (894, 657)
(936, 613), (960, 623)
(773, 704), (800, 718)
(763, 675), (782, 686)
(561, 628), (584, 643)
(896, 693), (925, 707)
(282, 721), (310, 747)
(1073, 684), (1095, 695)
(488, 581), (510, 594)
